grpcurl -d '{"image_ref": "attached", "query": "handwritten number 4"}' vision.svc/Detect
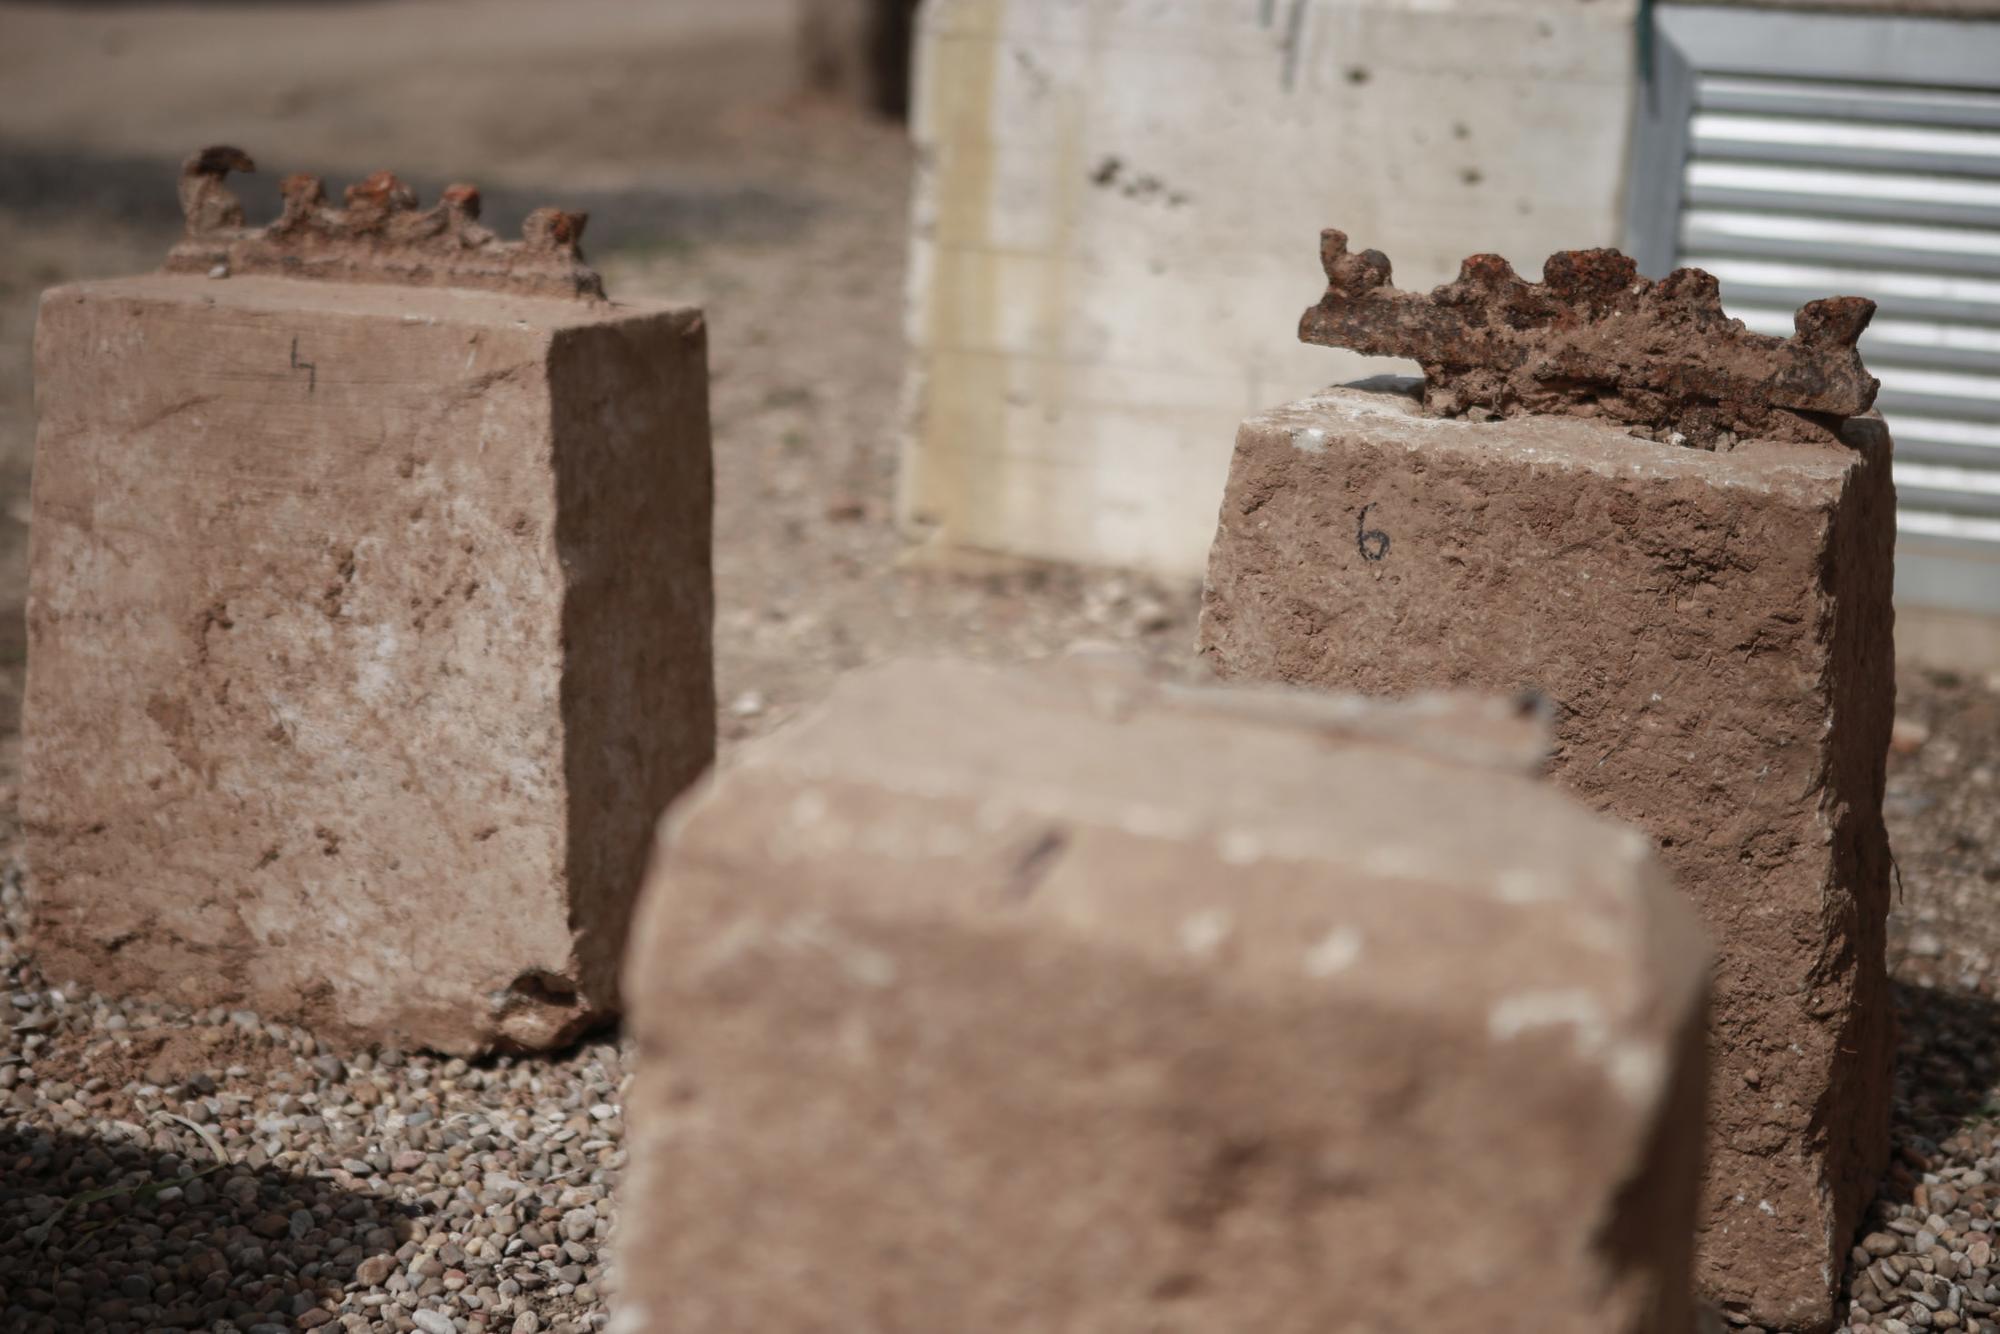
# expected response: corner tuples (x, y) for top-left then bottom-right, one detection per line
(1356, 503), (1390, 562)
(290, 336), (316, 393)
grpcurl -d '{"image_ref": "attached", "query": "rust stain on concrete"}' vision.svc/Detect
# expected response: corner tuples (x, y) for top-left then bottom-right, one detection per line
(166, 145), (606, 300)
(1299, 228), (1880, 448)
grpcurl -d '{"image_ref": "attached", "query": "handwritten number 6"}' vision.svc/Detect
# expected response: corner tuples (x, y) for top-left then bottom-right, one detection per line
(1356, 503), (1390, 563)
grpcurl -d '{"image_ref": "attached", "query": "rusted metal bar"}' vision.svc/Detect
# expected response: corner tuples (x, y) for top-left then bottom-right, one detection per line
(1299, 229), (1879, 447)
(165, 146), (605, 301)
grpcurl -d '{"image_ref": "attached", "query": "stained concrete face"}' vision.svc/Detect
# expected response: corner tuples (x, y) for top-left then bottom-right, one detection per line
(1199, 383), (1896, 1331)
(901, 0), (1639, 576)
(25, 274), (715, 1054)
(619, 657), (1709, 1334)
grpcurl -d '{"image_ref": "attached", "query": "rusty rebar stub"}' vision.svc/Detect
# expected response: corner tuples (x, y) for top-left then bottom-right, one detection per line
(164, 147), (606, 301)
(1299, 229), (1879, 448)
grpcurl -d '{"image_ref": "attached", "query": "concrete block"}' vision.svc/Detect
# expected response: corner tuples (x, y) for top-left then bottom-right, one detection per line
(1199, 383), (1896, 1330)
(618, 656), (1708, 1333)
(901, 0), (1639, 576)
(25, 274), (715, 1054)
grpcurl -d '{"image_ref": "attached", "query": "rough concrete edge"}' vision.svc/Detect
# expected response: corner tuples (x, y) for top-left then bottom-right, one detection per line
(1791, 415), (1897, 1331)
(1588, 849), (1714, 1334)
(537, 308), (716, 1055)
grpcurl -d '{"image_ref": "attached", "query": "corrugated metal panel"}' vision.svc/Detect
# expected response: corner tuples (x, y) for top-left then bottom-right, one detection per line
(1670, 70), (2000, 583)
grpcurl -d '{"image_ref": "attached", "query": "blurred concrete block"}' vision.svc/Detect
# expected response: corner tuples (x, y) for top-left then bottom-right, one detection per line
(26, 274), (715, 1053)
(901, 0), (1638, 575)
(619, 655), (1708, 1333)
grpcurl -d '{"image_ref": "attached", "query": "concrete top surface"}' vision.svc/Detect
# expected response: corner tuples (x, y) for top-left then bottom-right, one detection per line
(712, 655), (1657, 907)
(40, 273), (701, 332)
(647, 655), (1710, 1075)
(1261, 379), (1885, 495)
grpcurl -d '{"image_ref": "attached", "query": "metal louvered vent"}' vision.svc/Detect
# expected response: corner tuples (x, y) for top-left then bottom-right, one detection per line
(1632, 7), (2000, 619)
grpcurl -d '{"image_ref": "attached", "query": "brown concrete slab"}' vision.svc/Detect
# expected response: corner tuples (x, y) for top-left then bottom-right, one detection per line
(1200, 382), (1896, 1331)
(25, 273), (714, 1054)
(619, 655), (1709, 1334)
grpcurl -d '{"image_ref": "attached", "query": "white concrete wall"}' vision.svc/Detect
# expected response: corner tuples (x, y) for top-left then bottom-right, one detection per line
(901, 0), (1641, 576)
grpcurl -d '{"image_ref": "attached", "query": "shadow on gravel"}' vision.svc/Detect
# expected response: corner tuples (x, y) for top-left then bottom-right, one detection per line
(0, 141), (820, 254)
(1888, 979), (2000, 1145)
(1761, 982), (2000, 1330)
(0, 1118), (410, 1333)
(1853, 979), (2000, 1242)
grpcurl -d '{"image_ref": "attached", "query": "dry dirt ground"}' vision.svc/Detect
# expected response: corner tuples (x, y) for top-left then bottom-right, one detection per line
(1, 3), (1998, 1332)
(0, 0), (1204, 798)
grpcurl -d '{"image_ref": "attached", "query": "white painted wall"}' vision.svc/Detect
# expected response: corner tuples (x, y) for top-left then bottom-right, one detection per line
(901, 0), (1641, 576)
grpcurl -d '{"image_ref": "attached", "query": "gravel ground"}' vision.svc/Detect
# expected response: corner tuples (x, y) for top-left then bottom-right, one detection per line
(4, 681), (1997, 1334)
(0, 864), (624, 1334)
(1832, 670), (2000, 1334)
